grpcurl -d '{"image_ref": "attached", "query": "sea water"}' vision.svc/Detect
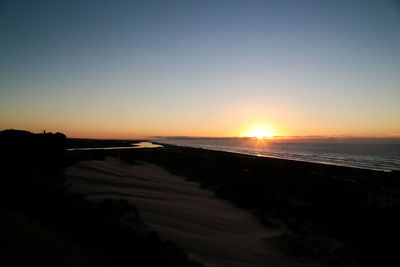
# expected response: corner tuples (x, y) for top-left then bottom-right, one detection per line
(155, 138), (400, 172)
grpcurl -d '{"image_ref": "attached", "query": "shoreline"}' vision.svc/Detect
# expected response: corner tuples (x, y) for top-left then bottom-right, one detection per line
(69, 140), (397, 173)
(65, 136), (400, 172)
(66, 143), (400, 266)
(153, 142), (399, 173)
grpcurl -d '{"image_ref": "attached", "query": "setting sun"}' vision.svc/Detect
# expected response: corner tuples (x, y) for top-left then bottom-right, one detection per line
(245, 125), (275, 139)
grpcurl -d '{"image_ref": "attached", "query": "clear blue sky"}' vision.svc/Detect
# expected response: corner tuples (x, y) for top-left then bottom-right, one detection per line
(1, 0), (399, 138)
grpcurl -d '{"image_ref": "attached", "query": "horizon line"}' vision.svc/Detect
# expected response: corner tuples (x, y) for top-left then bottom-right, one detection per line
(151, 135), (400, 139)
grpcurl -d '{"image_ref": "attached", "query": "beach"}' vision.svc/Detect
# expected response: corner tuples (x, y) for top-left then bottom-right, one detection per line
(2, 129), (399, 266)
(65, 143), (400, 267)
(65, 157), (289, 267)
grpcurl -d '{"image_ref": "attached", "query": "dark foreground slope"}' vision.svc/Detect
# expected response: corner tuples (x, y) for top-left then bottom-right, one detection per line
(0, 130), (202, 267)
(68, 143), (400, 267)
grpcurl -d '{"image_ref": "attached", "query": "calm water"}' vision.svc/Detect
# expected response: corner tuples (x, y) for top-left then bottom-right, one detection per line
(155, 138), (400, 172)
(67, 142), (163, 151)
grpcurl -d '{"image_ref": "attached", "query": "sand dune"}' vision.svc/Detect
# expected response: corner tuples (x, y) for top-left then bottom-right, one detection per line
(64, 157), (288, 266)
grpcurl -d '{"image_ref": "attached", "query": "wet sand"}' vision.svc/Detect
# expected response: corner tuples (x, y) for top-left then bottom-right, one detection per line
(64, 157), (289, 266)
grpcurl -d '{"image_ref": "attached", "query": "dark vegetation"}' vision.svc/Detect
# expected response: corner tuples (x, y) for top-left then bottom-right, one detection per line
(0, 130), (202, 267)
(68, 143), (400, 267)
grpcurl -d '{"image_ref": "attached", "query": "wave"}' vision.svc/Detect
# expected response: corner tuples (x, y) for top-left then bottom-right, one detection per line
(155, 139), (400, 172)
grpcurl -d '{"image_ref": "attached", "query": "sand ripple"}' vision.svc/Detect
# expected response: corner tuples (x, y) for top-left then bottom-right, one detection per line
(64, 157), (288, 266)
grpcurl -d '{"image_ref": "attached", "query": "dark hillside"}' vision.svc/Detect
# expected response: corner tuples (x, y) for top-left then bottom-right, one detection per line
(0, 130), (202, 267)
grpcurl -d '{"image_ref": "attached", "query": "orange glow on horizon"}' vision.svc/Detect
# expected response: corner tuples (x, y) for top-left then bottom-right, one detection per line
(243, 124), (276, 139)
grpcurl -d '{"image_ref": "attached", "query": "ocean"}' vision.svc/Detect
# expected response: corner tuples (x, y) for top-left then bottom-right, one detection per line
(154, 137), (400, 172)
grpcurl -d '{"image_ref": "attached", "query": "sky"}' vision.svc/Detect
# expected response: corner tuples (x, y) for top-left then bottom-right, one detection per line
(0, 0), (399, 139)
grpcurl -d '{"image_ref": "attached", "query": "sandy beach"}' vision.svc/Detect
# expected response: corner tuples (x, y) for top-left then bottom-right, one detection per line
(2, 130), (399, 266)
(64, 143), (400, 267)
(65, 157), (289, 267)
